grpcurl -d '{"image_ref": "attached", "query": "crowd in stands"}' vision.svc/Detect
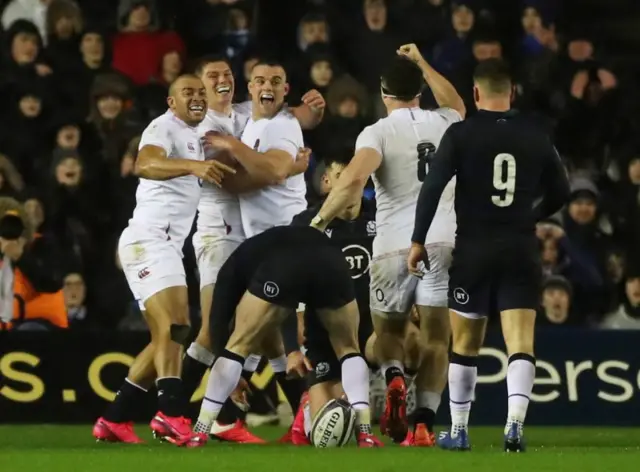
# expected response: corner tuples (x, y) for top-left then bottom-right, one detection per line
(0, 0), (638, 331)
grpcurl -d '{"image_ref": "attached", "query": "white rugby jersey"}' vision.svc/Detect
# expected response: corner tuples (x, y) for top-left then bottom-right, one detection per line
(128, 110), (204, 248)
(195, 101), (252, 241)
(355, 107), (461, 255)
(238, 108), (306, 237)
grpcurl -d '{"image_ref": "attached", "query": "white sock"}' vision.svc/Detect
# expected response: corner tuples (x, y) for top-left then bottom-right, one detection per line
(506, 355), (536, 434)
(186, 342), (215, 366)
(194, 354), (244, 434)
(417, 390), (441, 413)
(243, 354), (262, 372)
(303, 402), (311, 436)
(269, 355), (287, 374)
(448, 358), (477, 436)
(341, 355), (371, 434)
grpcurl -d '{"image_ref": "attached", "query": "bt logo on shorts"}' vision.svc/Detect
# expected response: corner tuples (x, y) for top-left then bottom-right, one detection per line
(138, 267), (150, 280)
(342, 245), (371, 280)
(315, 362), (330, 378)
(453, 287), (469, 305)
(263, 281), (279, 298)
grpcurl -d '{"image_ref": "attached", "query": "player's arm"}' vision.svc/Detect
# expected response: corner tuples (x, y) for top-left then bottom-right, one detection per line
(533, 143), (571, 221)
(312, 148), (381, 230)
(221, 148), (310, 194)
(290, 89), (326, 130)
(411, 128), (457, 245)
(397, 44), (466, 119)
(135, 145), (201, 180)
(311, 127), (382, 230)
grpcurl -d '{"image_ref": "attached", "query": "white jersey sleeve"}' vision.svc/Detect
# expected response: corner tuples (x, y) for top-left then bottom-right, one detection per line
(435, 107), (463, 126)
(258, 118), (300, 159)
(139, 120), (173, 155)
(355, 125), (384, 155)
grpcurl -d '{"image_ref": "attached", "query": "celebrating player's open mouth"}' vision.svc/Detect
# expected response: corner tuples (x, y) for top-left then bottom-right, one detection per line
(215, 84), (232, 98)
(258, 91), (276, 111)
(187, 100), (206, 120)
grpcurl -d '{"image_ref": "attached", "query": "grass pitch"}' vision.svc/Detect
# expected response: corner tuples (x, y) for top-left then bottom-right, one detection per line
(0, 425), (638, 472)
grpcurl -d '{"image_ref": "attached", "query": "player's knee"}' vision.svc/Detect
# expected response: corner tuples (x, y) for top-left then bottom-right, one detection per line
(170, 323), (191, 346)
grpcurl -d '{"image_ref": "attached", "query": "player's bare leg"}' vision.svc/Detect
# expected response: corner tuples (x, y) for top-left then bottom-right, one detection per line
(260, 330), (306, 443)
(182, 284), (216, 402)
(413, 305), (450, 446)
(94, 338), (156, 443)
(437, 310), (487, 451)
(372, 313), (409, 442)
(194, 292), (287, 434)
(319, 301), (382, 447)
(143, 286), (205, 446)
(500, 308), (536, 452)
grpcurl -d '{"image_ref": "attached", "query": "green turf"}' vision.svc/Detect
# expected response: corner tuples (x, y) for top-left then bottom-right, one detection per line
(0, 426), (639, 472)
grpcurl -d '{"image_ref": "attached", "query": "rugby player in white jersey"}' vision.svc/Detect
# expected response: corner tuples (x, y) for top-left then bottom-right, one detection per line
(196, 59), (309, 440)
(180, 55), (325, 443)
(92, 75), (235, 447)
(310, 44), (465, 445)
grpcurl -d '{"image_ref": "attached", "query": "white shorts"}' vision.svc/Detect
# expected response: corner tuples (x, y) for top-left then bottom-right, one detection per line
(192, 231), (242, 289)
(118, 227), (186, 310)
(369, 244), (453, 317)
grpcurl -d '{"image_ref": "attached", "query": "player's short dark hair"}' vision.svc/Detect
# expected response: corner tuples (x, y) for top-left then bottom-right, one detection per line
(380, 57), (423, 102)
(251, 59), (288, 78)
(324, 147), (353, 168)
(192, 54), (232, 77)
(473, 58), (512, 94)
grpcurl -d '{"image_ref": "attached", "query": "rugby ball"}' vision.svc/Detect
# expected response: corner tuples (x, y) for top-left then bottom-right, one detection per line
(310, 398), (356, 448)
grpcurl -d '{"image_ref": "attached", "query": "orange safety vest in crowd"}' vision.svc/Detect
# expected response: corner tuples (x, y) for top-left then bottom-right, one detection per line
(0, 234), (67, 331)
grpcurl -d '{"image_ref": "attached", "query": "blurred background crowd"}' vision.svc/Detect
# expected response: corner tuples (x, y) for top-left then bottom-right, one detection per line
(0, 0), (638, 332)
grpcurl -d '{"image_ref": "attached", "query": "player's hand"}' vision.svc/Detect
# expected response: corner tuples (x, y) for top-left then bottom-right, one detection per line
(407, 242), (430, 278)
(204, 132), (235, 151)
(290, 147), (311, 176)
(301, 89), (326, 112)
(397, 43), (425, 65)
(286, 351), (312, 378)
(193, 160), (236, 187)
(230, 376), (251, 412)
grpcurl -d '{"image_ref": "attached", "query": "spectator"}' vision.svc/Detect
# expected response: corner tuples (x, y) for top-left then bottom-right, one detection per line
(63, 271), (88, 328)
(0, 19), (53, 96)
(112, 0), (184, 85)
(604, 151), (640, 252)
(0, 83), (51, 184)
(407, 0), (448, 54)
(303, 44), (338, 97)
(556, 178), (613, 319)
(0, 154), (25, 198)
(1, 0), (51, 44)
(307, 74), (369, 158)
(288, 11), (332, 88)
(0, 196), (66, 331)
(539, 275), (574, 325)
(59, 27), (112, 117)
(601, 263), (640, 329)
(84, 72), (140, 182)
(432, 0), (475, 75)
(138, 48), (184, 120)
(45, 0), (83, 72)
(555, 35), (620, 172)
(223, 6), (253, 67)
(346, 0), (404, 93)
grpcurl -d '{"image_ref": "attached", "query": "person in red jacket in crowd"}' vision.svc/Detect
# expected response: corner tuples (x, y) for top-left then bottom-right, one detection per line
(112, 0), (184, 86)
